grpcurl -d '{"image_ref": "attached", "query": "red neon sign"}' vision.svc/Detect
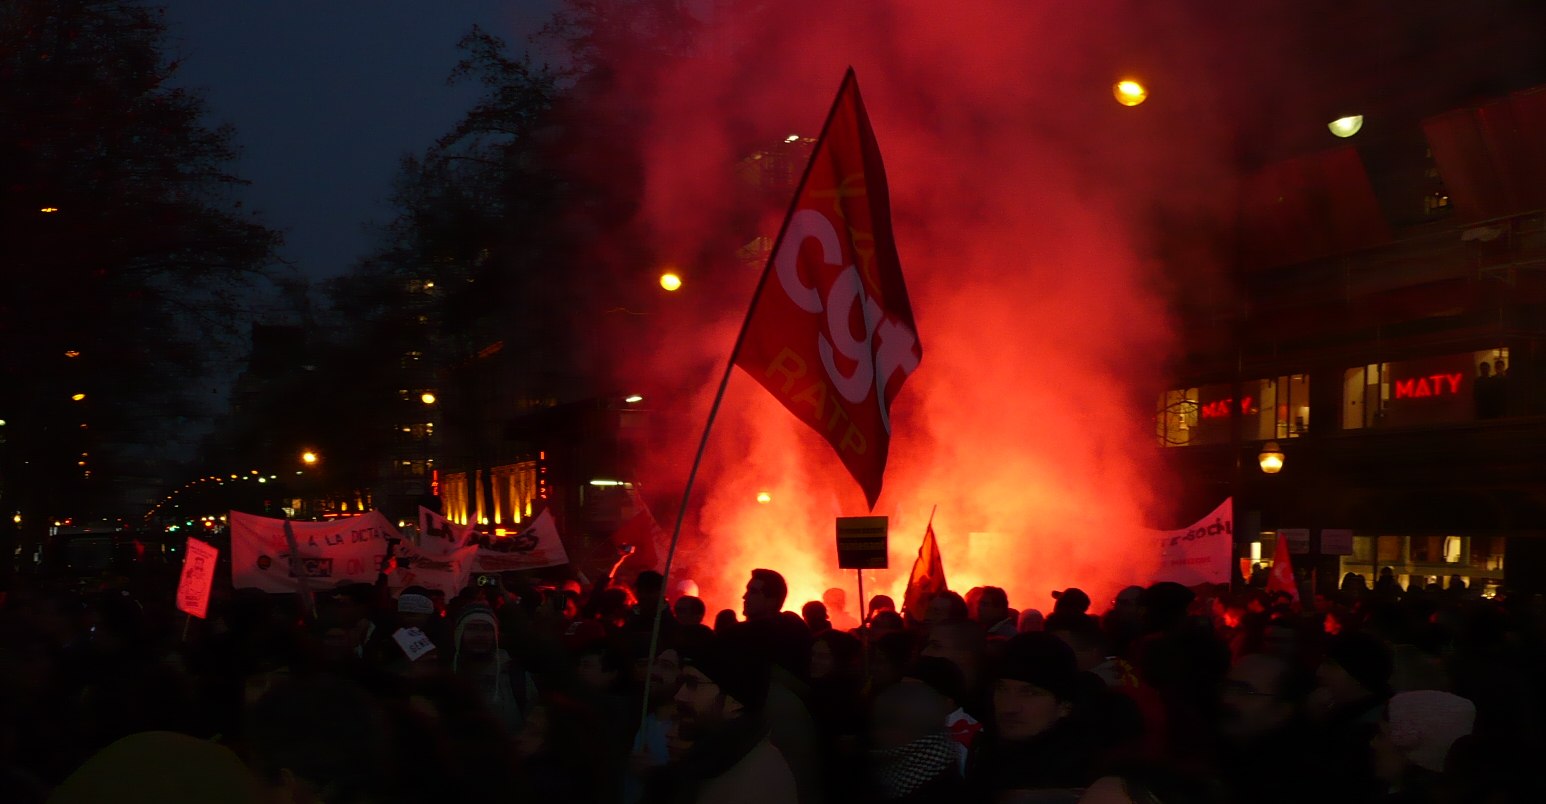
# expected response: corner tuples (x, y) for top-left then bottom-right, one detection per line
(1393, 373), (1464, 399)
(430, 468), (439, 496)
(1199, 396), (1255, 420)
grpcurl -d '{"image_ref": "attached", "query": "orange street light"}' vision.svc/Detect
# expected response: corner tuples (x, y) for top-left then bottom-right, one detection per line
(1113, 79), (1148, 107)
(301, 451), (319, 465)
(659, 272), (683, 292)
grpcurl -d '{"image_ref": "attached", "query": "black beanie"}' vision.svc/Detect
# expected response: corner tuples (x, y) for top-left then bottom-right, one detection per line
(682, 633), (771, 711)
(996, 632), (1080, 701)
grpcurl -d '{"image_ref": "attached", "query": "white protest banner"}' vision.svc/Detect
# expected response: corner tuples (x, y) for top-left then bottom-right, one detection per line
(176, 537), (220, 618)
(230, 511), (395, 593)
(417, 506), (476, 559)
(1279, 528), (1311, 555)
(466, 508), (570, 573)
(392, 543), (475, 598)
(1149, 498), (1233, 586)
(392, 627), (436, 661)
(1321, 529), (1354, 556)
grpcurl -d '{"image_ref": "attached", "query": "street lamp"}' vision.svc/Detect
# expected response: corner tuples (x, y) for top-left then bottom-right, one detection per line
(1258, 441), (1285, 474)
(1113, 79), (1148, 107)
(301, 451), (319, 466)
(420, 392), (437, 405)
(659, 272), (683, 292)
(1328, 115), (1364, 138)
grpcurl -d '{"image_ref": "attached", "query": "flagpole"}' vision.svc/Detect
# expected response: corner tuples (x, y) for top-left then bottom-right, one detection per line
(639, 69), (859, 725)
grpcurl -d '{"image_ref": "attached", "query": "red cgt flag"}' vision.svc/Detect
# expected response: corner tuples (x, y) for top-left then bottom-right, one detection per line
(734, 70), (922, 509)
(903, 522), (947, 622)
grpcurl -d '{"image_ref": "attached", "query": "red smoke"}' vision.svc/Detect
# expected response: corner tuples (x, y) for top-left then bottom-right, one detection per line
(549, 1), (1250, 617)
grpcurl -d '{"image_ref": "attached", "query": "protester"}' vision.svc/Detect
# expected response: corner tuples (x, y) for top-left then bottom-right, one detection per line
(971, 633), (1102, 798)
(646, 634), (796, 803)
(451, 603), (528, 733)
(975, 586), (1018, 639)
(867, 679), (963, 802)
(822, 587), (861, 632)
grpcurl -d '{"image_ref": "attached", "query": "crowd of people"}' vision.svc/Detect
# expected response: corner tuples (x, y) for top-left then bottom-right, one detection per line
(1, 556), (1544, 803)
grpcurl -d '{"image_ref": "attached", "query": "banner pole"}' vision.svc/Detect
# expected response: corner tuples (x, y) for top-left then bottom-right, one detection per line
(639, 69), (859, 726)
(283, 519), (317, 622)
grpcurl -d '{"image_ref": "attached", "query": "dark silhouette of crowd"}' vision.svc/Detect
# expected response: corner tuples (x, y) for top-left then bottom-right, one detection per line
(2, 557), (1544, 803)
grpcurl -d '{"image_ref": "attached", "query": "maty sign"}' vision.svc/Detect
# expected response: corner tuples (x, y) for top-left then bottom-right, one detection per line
(176, 537), (220, 619)
(393, 627), (436, 661)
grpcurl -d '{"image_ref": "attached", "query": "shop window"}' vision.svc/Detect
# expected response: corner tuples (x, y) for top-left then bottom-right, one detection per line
(1344, 348), (1508, 429)
(1443, 535), (1463, 564)
(1376, 535), (1404, 565)
(1157, 375), (1310, 446)
(1351, 535), (1374, 563)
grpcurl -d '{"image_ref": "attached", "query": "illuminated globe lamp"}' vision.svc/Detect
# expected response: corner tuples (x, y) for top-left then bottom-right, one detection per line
(1258, 441), (1285, 474)
(756, 491), (772, 504)
(1328, 115), (1364, 138)
(1113, 79), (1148, 107)
(301, 450), (319, 466)
(659, 272), (683, 292)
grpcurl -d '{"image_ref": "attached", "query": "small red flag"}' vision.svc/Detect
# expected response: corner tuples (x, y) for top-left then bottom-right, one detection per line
(611, 492), (666, 573)
(733, 69), (922, 509)
(903, 522), (947, 621)
(1267, 534), (1300, 604)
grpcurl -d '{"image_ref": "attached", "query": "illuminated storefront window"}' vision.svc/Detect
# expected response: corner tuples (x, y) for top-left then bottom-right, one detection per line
(1156, 375), (1311, 447)
(1343, 348), (1508, 429)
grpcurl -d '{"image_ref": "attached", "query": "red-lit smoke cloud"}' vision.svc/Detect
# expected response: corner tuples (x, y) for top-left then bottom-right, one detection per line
(557, 1), (1250, 617)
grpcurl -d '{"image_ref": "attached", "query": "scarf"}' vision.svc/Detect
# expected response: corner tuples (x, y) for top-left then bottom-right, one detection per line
(872, 731), (955, 800)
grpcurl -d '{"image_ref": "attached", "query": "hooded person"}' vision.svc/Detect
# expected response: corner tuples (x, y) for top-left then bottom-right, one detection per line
(452, 604), (530, 733)
(646, 633), (796, 804)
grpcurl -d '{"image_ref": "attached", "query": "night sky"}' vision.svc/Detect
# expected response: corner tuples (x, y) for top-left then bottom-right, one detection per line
(161, 0), (557, 282)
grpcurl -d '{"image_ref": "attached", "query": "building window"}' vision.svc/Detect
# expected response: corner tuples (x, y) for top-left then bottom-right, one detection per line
(1344, 348), (1508, 429)
(1156, 388), (1199, 446)
(1156, 375), (1310, 446)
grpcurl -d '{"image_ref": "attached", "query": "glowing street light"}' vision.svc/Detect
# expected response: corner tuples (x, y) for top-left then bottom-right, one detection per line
(624, 395), (644, 403)
(1328, 115), (1364, 138)
(64, 350), (81, 358)
(756, 491), (772, 504)
(1113, 79), (1148, 107)
(301, 451), (319, 466)
(70, 393), (86, 401)
(659, 272), (683, 292)
(1259, 441), (1285, 474)
(420, 392), (437, 405)
(40, 207), (58, 213)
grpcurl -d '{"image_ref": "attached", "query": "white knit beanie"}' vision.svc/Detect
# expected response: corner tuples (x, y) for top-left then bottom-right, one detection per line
(1387, 690), (1476, 773)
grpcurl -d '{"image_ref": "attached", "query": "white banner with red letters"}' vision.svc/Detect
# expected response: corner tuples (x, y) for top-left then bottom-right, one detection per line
(463, 508), (570, 573)
(1148, 498), (1233, 587)
(230, 511), (395, 593)
(388, 507), (478, 596)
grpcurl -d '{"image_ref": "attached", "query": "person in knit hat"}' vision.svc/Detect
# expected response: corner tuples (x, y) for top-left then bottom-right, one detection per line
(453, 604), (529, 733)
(1371, 690), (1476, 795)
(971, 632), (1099, 797)
(648, 634), (795, 803)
